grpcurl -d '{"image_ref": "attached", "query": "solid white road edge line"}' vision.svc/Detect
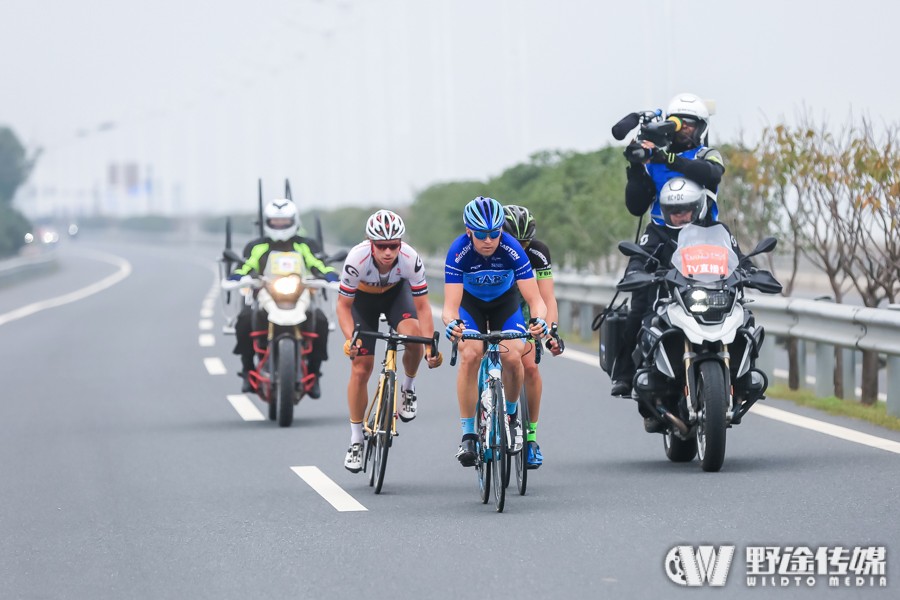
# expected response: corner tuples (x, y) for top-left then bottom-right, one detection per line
(226, 394), (265, 421)
(0, 249), (132, 327)
(773, 368), (887, 402)
(204, 357), (227, 375)
(751, 404), (900, 455)
(291, 466), (367, 512)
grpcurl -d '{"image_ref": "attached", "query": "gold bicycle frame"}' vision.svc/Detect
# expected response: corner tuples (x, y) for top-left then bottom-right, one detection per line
(363, 346), (399, 437)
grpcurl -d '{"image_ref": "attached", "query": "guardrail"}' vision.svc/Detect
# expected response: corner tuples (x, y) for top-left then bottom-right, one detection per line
(424, 259), (900, 417)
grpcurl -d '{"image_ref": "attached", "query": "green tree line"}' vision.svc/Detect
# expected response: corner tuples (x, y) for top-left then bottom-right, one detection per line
(0, 127), (37, 257)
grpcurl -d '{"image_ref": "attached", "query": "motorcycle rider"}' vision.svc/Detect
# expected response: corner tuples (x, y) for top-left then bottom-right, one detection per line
(501, 204), (563, 469)
(336, 210), (443, 473)
(618, 178), (744, 432)
(444, 196), (548, 467)
(611, 92), (725, 397)
(227, 199), (339, 398)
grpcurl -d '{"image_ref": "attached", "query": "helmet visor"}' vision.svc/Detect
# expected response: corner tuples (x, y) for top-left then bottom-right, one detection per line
(266, 217), (295, 230)
(661, 198), (704, 229)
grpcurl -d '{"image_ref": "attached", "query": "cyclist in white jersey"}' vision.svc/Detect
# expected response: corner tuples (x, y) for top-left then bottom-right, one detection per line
(336, 210), (442, 472)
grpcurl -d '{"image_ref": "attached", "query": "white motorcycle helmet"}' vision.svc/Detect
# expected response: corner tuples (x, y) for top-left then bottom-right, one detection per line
(659, 178), (709, 230)
(666, 92), (710, 146)
(263, 199), (299, 242)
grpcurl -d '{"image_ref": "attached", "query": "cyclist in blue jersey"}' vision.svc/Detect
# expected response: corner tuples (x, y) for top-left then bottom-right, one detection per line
(612, 92), (726, 398)
(443, 196), (548, 467)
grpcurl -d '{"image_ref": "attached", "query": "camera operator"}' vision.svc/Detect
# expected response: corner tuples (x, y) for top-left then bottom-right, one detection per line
(610, 92), (725, 399)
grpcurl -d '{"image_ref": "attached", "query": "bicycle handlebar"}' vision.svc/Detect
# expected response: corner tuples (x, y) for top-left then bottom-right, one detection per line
(449, 330), (538, 367)
(351, 324), (440, 359)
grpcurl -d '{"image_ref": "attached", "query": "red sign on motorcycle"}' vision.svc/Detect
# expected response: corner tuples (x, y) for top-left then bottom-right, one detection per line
(679, 245), (729, 276)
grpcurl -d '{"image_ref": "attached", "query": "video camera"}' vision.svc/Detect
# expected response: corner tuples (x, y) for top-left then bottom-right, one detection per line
(612, 109), (684, 164)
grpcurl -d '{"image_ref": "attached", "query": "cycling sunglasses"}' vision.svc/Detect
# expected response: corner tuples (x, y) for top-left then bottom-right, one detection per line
(372, 241), (401, 250)
(471, 228), (502, 240)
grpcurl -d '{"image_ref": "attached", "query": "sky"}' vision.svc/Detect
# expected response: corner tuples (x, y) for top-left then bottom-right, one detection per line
(2, 0), (898, 218)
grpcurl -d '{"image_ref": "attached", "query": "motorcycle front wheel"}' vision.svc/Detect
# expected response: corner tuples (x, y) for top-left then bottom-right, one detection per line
(276, 338), (296, 428)
(696, 361), (727, 472)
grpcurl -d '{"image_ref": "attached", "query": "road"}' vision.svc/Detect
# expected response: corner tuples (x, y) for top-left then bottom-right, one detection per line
(0, 236), (897, 599)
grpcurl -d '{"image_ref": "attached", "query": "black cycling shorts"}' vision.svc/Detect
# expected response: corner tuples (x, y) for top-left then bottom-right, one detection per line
(459, 288), (526, 334)
(351, 280), (418, 354)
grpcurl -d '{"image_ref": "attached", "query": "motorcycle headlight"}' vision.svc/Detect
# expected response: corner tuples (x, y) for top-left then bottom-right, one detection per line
(687, 288), (709, 313)
(272, 275), (301, 296)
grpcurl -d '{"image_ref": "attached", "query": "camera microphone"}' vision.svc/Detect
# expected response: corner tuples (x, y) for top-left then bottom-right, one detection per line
(611, 112), (641, 141)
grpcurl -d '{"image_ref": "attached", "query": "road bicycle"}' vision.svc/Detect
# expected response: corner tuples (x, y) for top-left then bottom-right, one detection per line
(451, 328), (540, 513)
(351, 324), (439, 494)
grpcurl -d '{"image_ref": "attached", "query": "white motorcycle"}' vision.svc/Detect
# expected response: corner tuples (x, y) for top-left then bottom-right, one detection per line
(617, 224), (782, 472)
(222, 248), (339, 427)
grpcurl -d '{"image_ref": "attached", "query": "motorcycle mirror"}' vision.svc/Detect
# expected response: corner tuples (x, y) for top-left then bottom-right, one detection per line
(747, 237), (777, 259)
(223, 249), (244, 264)
(326, 249), (349, 264)
(618, 240), (652, 259)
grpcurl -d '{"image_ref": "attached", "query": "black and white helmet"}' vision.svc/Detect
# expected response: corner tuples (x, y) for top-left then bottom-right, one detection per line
(659, 178), (709, 229)
(263, 199), (299, 241)
(366, 209), (405, 241)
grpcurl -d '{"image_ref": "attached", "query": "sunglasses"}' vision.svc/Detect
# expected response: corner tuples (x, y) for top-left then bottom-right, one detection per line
(471, 228), (502, 240)
(372, 241), (401, 251)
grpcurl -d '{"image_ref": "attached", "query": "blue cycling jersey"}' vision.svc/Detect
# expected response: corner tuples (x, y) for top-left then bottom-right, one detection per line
(444, 232), (533, 301)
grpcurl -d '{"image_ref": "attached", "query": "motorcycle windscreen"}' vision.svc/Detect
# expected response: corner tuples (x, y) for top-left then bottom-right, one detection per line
(265, 251), (308, 277)
(671, 224), (739, 282)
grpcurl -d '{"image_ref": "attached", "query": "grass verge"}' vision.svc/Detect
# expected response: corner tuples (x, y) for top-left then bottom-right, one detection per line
(768, 384), (900, 432)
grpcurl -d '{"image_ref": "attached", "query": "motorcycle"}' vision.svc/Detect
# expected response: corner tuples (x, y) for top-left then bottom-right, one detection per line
(222, 248), (340, 427)
(617, 224), (783, 472)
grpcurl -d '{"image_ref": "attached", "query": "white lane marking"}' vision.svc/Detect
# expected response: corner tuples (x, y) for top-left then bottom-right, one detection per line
(560, 347), (598, 367)
(199, 334), (215, 347)
(751, 404), (900, 455)
(199, 319), (214, 330)
(291, 466), (368, 512)
(0, 250), (132, 327)
(226, 394), (265, 421)
(200, 307), (214, 318)
(204, 357), (227, 375)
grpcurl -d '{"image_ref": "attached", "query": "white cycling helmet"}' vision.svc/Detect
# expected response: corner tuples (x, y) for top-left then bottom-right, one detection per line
(366, 209), (405, 241)
(263, 199), (299, 242)
(666, 92), (710, 146)
(659, 178), (709, 229)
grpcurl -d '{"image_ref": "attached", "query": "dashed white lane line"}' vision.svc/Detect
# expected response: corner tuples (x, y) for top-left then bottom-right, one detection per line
(200, 307), (214, 318)
(199, 334), (215, 347)
(199, 319), (214, 330)
(291, 466), (367, 512)
(751, 404), (900, 455)
(226, 394), (265, 421)
(204, 357), (227, 375)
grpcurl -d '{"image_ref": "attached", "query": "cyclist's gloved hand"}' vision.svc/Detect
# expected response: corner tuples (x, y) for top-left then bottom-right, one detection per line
(324, 271), (340, 283)
(528, 317), (548, 339)
(445, 319), (464, 342)
(425, 351), (443, 369)
(343, 338), (361, 358)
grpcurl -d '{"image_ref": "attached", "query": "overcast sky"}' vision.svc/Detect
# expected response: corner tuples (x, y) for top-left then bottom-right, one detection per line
(2, 0), (898, 217)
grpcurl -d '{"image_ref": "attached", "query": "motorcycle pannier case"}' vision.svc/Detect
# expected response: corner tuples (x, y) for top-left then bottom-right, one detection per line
(594, 301), (628, 374)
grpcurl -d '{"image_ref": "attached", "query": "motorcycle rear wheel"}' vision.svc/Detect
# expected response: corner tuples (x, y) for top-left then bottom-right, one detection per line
(664, 432), (698, 462)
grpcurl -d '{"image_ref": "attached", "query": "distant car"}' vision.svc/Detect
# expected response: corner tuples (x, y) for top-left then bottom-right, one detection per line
(68, 223), (79, 238)
(24, 226), (60, 245)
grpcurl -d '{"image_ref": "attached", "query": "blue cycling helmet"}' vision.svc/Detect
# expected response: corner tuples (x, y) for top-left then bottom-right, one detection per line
(463, 196), (504, 231)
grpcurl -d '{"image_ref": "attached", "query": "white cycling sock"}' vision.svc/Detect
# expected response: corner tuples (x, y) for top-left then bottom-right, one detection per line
(350, 421), (364, 444)
(402, 374), (415, 392)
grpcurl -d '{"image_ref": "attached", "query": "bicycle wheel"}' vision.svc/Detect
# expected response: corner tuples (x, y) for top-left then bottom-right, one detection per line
(373, 372), (394, 494)
(490, 381), (506, 512)
(514, 388), (529, 495)
(476, 398), (491, 504)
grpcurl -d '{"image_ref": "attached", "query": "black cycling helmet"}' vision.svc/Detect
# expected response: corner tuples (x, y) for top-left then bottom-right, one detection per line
(502, 204), (536, 242)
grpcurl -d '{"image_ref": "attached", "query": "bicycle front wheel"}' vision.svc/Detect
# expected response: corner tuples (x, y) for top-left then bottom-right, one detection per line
(476, 399), (491, 504)
(490, 381), (507, 513)
(373, 372), (394, 494)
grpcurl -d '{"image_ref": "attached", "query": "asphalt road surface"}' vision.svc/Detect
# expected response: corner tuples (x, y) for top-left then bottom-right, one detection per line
(1, 236), (897, 599)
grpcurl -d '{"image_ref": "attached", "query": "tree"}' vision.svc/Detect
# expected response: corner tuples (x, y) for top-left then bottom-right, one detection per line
(0, 126), (37, 257)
